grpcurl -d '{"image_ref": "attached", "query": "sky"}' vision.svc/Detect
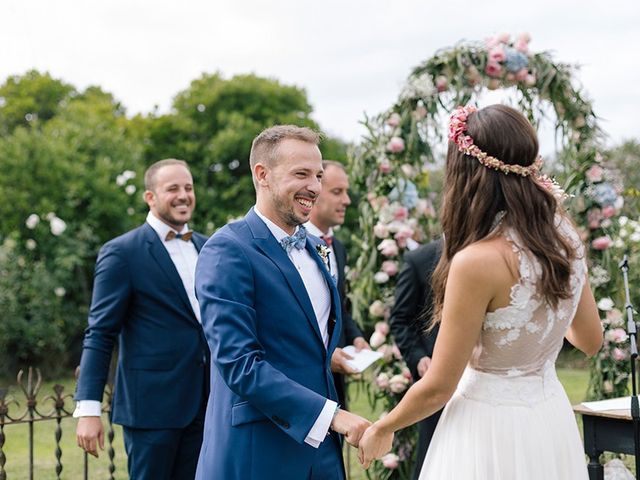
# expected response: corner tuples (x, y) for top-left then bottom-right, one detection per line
(2, 0), (639, 151)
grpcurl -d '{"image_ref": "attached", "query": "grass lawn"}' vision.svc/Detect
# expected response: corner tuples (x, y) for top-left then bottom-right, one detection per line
(0, 365), (597, 480)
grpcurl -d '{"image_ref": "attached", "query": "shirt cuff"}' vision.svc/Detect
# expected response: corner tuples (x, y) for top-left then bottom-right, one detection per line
(73, 400), (102, 417)
(304, 399), (337, 448)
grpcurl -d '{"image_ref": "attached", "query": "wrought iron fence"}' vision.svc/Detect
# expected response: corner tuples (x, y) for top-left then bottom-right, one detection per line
(0, 367), (118, 480)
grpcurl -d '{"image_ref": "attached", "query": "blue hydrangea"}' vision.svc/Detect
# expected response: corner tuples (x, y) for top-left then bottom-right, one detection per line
(504, 48), (529, 73)
(590, 182), (618, 207)
(388, 179), (419, 209)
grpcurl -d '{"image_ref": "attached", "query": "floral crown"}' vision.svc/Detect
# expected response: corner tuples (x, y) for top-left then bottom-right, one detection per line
(448, 105), (541, 177)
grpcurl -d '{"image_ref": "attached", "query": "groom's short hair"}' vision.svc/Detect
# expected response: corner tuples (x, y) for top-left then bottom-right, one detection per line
(249, 125), (321, 170)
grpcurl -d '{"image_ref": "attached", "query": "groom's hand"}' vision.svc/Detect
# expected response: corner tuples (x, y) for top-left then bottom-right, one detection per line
(76, 416), (104, 458)
(330, 409), (371, 447)
(331, 348), (358, 375)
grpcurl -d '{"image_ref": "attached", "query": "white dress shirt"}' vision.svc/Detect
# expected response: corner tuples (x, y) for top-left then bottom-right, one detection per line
(254, 208), (337, 448)
(74, 212), (201, 418)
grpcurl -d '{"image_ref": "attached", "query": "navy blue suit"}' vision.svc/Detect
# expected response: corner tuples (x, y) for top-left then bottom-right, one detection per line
(194, 209), (345, 479)
(75, 222), (210, 479)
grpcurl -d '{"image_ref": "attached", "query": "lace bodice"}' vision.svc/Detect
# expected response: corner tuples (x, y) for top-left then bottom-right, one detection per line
(468, 215), (587, 378)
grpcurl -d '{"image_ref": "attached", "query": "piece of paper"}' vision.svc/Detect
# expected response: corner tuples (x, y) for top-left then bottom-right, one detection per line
(342, 346), (384, 373)
(581, 396), (632, 412)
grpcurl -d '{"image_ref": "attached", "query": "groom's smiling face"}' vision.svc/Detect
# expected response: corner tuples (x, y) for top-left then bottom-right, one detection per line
(262, 138), (323, 233)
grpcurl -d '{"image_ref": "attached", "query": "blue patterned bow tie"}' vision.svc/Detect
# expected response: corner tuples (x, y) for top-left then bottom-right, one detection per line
(280, 225), (307, 252)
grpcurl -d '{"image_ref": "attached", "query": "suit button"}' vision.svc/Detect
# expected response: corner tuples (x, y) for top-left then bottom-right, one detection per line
(282, 422), (290, 429)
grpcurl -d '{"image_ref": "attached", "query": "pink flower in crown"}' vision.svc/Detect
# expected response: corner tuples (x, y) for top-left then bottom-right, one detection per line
(592, 235), (612, 250)
(586, 165), (604, 183)
(515, 68), (529, 82)
(489, 45), (506, 63)
(485, 61), (503, 78)
(458, 135), (474, 149)
(387, 136), (405, 153)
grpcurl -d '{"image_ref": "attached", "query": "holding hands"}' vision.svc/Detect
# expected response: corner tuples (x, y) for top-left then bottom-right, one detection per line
(331, 409), (371, 447)
(358, 421), (394, 469)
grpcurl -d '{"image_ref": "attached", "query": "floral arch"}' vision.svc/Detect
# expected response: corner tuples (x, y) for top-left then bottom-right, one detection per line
(347, 33), (627, 478)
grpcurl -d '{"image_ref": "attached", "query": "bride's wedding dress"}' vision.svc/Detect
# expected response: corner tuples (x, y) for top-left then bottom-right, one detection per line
(419, 217), (589, 479)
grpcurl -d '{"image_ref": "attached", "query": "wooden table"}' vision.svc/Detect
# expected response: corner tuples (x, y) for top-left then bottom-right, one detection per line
(573, 404), (637, 480)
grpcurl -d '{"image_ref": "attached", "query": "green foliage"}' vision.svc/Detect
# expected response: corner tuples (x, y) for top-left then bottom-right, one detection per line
(0, 69), (348, 373)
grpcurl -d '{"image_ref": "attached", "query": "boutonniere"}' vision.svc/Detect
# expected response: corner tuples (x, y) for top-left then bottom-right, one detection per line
(316, 244), (330, 267)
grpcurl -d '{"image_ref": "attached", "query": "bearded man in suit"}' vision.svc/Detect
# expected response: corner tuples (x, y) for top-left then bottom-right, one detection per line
(194, 126), (370, 480)
(75, 159), (210, 480)
(306, 160), (370, 408)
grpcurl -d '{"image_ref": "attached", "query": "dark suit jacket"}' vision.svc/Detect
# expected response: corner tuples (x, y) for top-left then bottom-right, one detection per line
(389, 239), (442, 380)
(194, 209), (343, 479)
(331, 237), (364, 407)
(75, 222), (210, 429)
(388, 239), (443, 480)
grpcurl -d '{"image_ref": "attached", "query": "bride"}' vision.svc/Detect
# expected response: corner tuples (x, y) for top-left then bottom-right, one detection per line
(358, 104), (603, 479)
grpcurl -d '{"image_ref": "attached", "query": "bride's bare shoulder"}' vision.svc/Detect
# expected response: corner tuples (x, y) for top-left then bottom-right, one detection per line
(450, 236), (515, 280)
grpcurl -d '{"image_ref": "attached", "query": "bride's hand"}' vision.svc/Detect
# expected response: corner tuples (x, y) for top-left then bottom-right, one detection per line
(358, 422), (394, 469)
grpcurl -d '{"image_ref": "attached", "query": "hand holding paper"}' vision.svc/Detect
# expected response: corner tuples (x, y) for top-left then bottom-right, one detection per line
(342, 346), (383, 373)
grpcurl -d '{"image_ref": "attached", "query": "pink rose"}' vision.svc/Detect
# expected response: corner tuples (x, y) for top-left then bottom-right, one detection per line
(386, 112), (401, 128)
(370, 331), (386, 349)
(389, 375), (409, 393)
(375, 321), (390, 336)
(602, 205), (616, 218)
(435, 75), (448, 92)
(379, 158), (392, 174)
(489, 45), (506, 63)
(505, 72), (516, 82)
(514, 40), (529, 54)
(382, 453), (400, 469)
(394, 205), (409, 221)
(515, 68), (529, 82)
(485, 36), (499, 49)
(394, 226), (415, 248)
(613, 348), (628, 362)
(591, 236), (612, 250)
(587, 208), (602, 230)
(485, 61), (503, 78)
(497, 32), (511, 43)
(386, 137), (405, 153)
(369, 300), (386, 318)
(378, 239), (399, 257)
(392, 344), (403, 360)
(381, 260), (399, 276)
(586, 165), (604, 183)
(374, 222), (390, 238)
(376, 373), (390, 389)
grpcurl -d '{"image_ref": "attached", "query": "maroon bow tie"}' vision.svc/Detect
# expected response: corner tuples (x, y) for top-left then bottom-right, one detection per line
(321, 235), (333, 247)
(165, 230), (193, 242)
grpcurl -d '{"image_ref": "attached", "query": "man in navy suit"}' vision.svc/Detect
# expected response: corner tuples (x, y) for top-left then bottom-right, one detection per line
(74, 159), (210, 480)
(306, 160), (370, 409)
(194, 126), (370, 479)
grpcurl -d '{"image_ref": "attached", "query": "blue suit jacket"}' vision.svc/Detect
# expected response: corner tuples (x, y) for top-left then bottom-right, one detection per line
(75, 222), (210, 429)
(194, 209), (343, 479)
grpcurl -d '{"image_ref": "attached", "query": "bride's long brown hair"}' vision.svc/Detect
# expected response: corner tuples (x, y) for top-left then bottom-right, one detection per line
(430, 104), (576, 325)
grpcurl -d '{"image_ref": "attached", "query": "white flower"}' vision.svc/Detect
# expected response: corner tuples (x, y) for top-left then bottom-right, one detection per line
(45, 212), (56, 221)
(54, 287), (66, 297)
(597, 297), (615, 311)
(25, 214), (40, 229)
(116, 174), (126, 186)
(619, 216), (629, 226)
(123, 170), (136, 180)
(630, 232), (640, 242)
(49, 216), (67, 236)
(374, 271), (390, 284)
(125, 185), (137, 195)
(26, 239), (37, 250)
(370, 331), (386, 349)
(127, 207), (135, 215)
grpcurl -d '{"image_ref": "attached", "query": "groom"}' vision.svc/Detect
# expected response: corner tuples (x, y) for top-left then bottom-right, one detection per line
(194, 125), (370, 479)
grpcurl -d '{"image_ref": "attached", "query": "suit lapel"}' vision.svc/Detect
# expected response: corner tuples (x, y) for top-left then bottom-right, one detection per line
(144, 224), (199, 324)
(246, 210), (328, 346)
(305, 239), (342, 354)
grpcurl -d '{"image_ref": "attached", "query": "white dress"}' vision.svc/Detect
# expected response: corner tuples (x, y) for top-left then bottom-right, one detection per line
(419, 217), (589, 480)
